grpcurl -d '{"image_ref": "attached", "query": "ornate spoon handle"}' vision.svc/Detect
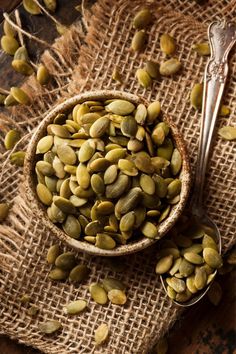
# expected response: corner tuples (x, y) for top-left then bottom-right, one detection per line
(192, 20), (236, 212)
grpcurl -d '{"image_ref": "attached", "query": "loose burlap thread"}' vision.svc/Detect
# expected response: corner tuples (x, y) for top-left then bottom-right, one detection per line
(0, 0), (236, 353)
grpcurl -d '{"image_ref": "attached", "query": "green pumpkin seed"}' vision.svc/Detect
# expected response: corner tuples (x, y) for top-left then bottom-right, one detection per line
(95, 233), (116, 250)
(43, 0), (57, 12)
(160, 33), (175, 55)
(62, 215), (81, 239)
(69, 195), (87, 208)
(95, 323), (109, 345)
(3, 20), (16, 37)
(64, 299), (87, 315)
(119, 211), (135, 232)
(12, 59), (34, 76)
(47, 244), (60, 264)
(1, 35), (19, 55)
(157, 138), (173, 161)
(175, 289), (192, 303)
(90, 174), (104, 195)
(97, 201), (114, 215)
(36, 183), (52, 205)
(54, 196), (76, 214)
(37, 64), (51, 85)
(153, 175), (167, 198)
(105, 148), (127, 163)
(36, 136), (53, 154)
(155, 255), (173, 274)
(10, 151), (25, 166)
(53, 156), (66, 178)
(108, 289), (127, 305)
(194, 267), (207, 290)
(181, 244), (203, 255)
(179, 258), (194, 277)
(131, 30), (147, 52)
(141, 221), (158, 239)
(104, 165), (118, 184)
(147, 101), (161, 124)
(139, 174), (155, 195)
(38, 320), (62, 334)
(170, 148), (182, 176)
(167, 285), (176, 300)
(76, 163), (90, 189)
(78, 140), (95, 162)
(203, 248), (222, 269)
(106, 100), (135, 116)
(49, 267), (68, 280)
(50, 203), (66, 223)
(4, 129), (21, 150)
(0, 203), (10, 222)
(151, 125), (165, 146)
(112, 66), (122, 82)
(69, 264), (90, 282)
(121, 117), (138, 138)
(89, 116), (110, 138)
(169, 257), (182, 276)
(89, 283), (108, 304)
(186, 275), (198, 294)
(219, 105), (230, 117)
(36, 161), (54, 176)
(127, 138), (144, 152)
(192, 42), (210, 56)
(167, 179), (181, 199)
(85, 220), (103, 235)
(55, 252), (76, 270)
(102, 278), (125, 292)
(135, 104), (147, 125)
(49, 124), (71, 138)
(14, 46), (29, 61)
(84, 236), (96, 243)
(158, 247), (179, 260)
(202, 234), (218, 250)
(10, 87), (30, 104)
(106, 174), (129, 199)
(133, 8), (152, 29)
(184, 252), (203, 265)
(145, 60), (160, 80)
(190, 83), (203, 110)
(136, 68), (152, 88)
(207, 281), (222, 306)
(57, 145), (77, 165)
(4, 94), (18, 107)
(218, 126), (236, 141)
(134, 154), (154, 173)
(166, 277), (186, 293)
(158, 205), (171, 222)
(89, 157), (110, 172)
(160, 58), (181, 76)
(118, 159), (138, 176)
(23, 0), (41, 14)
(116, 187), (142, 214)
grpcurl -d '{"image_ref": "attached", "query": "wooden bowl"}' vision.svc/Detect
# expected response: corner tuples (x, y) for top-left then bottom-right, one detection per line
(24, 90), (191, 256)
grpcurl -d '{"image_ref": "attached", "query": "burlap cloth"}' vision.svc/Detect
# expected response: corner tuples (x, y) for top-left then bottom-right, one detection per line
(0, 0), (236, 353)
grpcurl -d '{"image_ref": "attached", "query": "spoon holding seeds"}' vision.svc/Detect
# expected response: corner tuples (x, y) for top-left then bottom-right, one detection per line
(160, 20), (236, 306)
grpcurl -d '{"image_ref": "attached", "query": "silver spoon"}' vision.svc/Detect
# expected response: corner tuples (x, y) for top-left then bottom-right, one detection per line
(161, 19), (236, 307)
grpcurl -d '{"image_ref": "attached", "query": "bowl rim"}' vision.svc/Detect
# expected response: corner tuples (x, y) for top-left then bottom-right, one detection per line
(24, 90), (191, 257)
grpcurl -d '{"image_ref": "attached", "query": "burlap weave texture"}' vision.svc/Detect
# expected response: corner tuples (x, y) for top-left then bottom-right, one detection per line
(0, 0), (236, 353)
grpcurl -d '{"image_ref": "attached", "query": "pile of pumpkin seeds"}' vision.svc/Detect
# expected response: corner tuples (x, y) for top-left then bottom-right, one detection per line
(35, 98), (183, 249)
(47, 245), (90, 282)
(155, 215), (222, 303)
(89, 277), (127, 306)
(131, 8), (181, 88)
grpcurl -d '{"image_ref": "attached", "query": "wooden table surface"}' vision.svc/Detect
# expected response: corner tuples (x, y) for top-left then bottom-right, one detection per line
(0, 1), (236, 353)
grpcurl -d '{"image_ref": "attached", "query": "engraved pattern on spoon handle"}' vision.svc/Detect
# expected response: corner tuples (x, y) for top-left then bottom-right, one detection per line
(192, 20), (236, 211)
